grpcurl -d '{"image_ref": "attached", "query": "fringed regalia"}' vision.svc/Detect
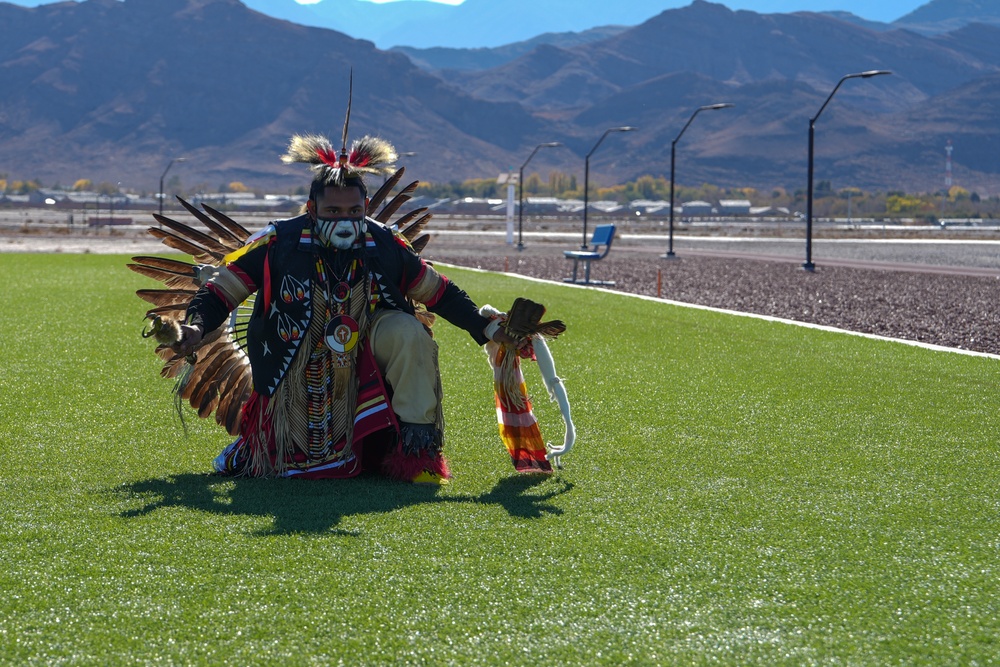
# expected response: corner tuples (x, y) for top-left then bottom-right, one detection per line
(214, 242), (401, 478)
(481, 299), (574, 472)
(485, 341), (552, 473)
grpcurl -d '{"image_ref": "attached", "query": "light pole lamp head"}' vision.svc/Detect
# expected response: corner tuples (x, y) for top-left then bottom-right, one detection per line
(858, 69), (892, 78)
(587, 126), (636, 157)
(702, 103), (734, 111)
(522, 141), (562, 170)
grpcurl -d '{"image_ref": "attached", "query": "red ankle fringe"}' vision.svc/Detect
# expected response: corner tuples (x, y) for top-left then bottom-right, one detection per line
(381, 447), (451, 482)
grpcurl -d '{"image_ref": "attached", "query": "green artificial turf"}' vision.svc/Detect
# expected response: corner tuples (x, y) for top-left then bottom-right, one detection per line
(2, 253), (1000, 665)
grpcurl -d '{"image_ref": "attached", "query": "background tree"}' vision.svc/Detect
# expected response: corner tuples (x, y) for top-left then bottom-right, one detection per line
(948, 185), (970, 202)
(10, 179), (42, 194)
(524, 173), (543, 196)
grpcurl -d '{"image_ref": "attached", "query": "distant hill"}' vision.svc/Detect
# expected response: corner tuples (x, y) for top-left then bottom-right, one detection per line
(932, 22), (1000, 67)
(450, 1), (995, 112)
(1, 0), (1000, 193)
(444, 0), (1000, 191)
(392, 26), (627, 73)
(240, 0), (1000, 49)
(0, 0), (547, 190)
(894, 0), (1000, 35)
(820, 11), (892, 32)
(243, 0), (672, 49)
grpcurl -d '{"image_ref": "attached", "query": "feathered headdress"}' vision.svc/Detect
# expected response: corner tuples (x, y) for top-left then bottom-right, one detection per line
(281, 71), (397, 187)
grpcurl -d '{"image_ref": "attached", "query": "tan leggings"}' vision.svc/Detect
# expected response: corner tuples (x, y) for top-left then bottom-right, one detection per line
(369, 310), (441, 425)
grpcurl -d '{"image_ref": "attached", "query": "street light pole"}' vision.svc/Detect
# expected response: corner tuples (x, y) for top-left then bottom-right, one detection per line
(518, 142), (561, 251)
(583, 126), (635, 249)
(804, 70), (890, 271)
(662, 103), (733, 259)
(159, 157), (186, 218)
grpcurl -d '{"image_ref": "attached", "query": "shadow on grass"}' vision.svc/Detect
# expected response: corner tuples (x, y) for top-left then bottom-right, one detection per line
(111, 472), (573, 536)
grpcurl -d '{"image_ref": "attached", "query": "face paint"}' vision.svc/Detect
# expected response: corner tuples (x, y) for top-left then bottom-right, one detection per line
(315, 216), (365, 249)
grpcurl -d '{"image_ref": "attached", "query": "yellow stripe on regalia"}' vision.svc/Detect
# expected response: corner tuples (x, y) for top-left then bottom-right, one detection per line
(224, 225), (277, 263)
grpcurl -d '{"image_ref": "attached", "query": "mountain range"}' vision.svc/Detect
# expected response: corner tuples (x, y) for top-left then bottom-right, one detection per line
(396, 0), (1000, 72)
(1, 0), (998, 194)
(241, 0), (703, 50)
(240, 0), (1000, 49)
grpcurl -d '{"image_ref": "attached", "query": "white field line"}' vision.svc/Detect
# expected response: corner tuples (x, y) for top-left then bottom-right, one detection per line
(430, 229), (1000, 246)
(437, 262), (1000, 361)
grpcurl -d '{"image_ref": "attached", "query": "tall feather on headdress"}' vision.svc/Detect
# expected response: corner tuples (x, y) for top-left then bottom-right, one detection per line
(281, 73), (397, 186)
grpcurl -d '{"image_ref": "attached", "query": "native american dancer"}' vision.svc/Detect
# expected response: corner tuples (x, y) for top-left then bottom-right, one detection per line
(133, 87), (573, 483)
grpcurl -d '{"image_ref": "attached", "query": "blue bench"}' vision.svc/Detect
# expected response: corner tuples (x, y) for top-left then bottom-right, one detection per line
(563, 224), (616, 286)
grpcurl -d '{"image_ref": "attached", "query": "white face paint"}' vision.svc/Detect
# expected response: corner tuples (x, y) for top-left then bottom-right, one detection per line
(316, 216), (365, 249)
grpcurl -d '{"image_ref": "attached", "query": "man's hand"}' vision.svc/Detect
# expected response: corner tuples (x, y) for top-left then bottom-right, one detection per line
(492, 328), (528, 350)
(173, 324), (204, 357)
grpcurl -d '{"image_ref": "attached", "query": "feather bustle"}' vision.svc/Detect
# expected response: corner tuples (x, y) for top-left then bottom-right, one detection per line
(374, 181), (418, 223)
(200, 204), (251, 244)
(144, 304), (188, 319)
(221, 371), (252, 435)
(394, 208), (429, 236)
(410, 235), (431, 254)
(197, 388), (220, 419)
(136, 288), (197, 308)
(368, 168), (404, 213)
(187, 345), (238, 409)
(179, 341), (227, 400)
(404, 215), (433, 243)
(146, 228), (220, 263)
(211, 355), (250, 414)
(175, 197), (247, 249)
(130, 256), (198, 273)
(152, 215), (231, 258)
(128, 264), (200, 290)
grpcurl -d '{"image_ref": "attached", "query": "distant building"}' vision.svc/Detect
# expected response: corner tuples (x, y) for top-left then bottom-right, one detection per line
(629, 199), (671, 215)
(588, 200), (624, 214)
(29, 189), (128, 208)
(194, 192), (258, 204)
(557, 199), (585, 213)
(445, 197), (505, 215)
(523, 197), (563, 213)
(681, 200), (713, 216)
(749, 206), (791, 217)
(718, 199), (752, 215)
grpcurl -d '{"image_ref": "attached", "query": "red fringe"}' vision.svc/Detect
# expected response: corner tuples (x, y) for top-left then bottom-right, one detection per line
(237, 392), (275, 477)
(381, 446), (451, 482)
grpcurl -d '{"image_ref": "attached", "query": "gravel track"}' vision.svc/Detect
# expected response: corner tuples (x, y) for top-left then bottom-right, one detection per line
(423, 242), (1000, 357)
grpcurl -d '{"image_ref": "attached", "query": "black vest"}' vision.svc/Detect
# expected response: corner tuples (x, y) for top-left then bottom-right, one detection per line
(246, 215), (417, 396)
